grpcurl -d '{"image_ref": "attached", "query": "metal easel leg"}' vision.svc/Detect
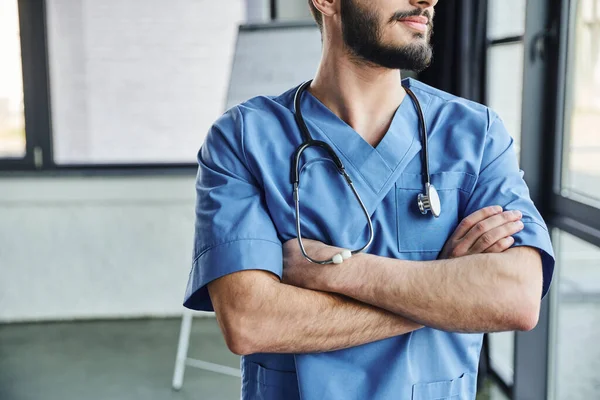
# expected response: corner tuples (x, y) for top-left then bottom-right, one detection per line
(172, 309), (193, 390)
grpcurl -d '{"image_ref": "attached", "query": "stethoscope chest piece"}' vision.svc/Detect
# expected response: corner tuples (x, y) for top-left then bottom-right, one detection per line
(418, 183), (441, 218)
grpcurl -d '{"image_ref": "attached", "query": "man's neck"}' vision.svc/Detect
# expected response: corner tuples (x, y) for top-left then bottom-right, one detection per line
(309, 46), (407, 147)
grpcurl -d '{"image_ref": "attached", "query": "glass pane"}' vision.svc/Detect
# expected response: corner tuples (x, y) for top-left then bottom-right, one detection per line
(46, 0), (244, 164)
(487, 0), (526, 40)
(476, 381), (510, 400)
(550, 230), (600, 399)
(275, 0), (313, 20)
(561, 0), (600, 205)
(488, 331), (514, 385)
(486, 43), (524, 159)
(0, 0), (26, 158)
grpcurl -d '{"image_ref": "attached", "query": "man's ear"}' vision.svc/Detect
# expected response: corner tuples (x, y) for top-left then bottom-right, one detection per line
(311, 0), (339, 19)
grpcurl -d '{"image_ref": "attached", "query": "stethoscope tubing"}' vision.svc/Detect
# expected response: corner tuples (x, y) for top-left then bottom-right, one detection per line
(291, 79), (434, 264)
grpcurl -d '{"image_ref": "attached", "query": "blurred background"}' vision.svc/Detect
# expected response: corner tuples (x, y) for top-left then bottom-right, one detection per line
(0, 0), (598, 399)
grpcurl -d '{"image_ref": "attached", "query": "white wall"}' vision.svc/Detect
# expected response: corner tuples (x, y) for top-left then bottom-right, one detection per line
(0, 175), (214, 322)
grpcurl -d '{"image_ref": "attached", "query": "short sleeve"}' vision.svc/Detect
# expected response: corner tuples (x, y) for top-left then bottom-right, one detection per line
(464, 111), (555, 298)
(183, 107), (283, 311)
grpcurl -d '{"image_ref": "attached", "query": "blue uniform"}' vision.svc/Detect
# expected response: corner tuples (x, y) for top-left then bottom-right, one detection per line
(184, 78), (555, 400)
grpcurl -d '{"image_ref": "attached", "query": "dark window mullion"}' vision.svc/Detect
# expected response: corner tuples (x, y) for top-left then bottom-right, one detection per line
(550, 213), (600, 249)
(488, 35), (525, 46)
(270, 0), (277, 20)
(488, 369), (514, 399)
(16, 0), (53, 170)
(0, 0), (30, 168)
(551, 195), (600, 240)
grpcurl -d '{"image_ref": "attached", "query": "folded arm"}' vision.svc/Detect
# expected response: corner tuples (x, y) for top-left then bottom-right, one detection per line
(208, 270), (422, 356)
(312, 111), (552, 333)
(304, 246), (543, 333)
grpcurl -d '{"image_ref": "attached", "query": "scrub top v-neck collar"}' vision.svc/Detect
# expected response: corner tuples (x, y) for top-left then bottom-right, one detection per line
(299, 80), (428, 195)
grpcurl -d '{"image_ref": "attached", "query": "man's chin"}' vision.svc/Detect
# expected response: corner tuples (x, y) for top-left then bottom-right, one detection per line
(384, 55), (432, 72)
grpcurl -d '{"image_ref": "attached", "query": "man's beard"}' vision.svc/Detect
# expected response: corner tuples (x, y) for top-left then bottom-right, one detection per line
(340, 0), (434, 71)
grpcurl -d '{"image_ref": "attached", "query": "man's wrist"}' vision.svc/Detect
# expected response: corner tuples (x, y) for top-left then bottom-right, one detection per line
(319, 251), (371, 294)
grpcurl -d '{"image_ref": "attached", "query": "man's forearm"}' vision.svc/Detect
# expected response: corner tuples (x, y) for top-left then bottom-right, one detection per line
(210, 272), (422, 355)
(321, 247), (543, 333)
(246, 281), (422, 354)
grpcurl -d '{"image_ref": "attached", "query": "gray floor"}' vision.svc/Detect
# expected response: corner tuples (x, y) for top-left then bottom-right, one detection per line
(0, 318), (241, 400)
(0, 318), (508, 400)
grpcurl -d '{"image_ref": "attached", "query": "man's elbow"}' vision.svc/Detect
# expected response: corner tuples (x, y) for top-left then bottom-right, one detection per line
(513, 299), (540, 331)
(224, 327), (255, 356)
(511, 277), (543, 332)
(504, 247), (543, 331)
(208, 271), (278, 356)
(218, 304), (262, 356)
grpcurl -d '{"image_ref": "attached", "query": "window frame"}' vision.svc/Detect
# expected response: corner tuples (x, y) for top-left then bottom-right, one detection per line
(547, 0), (600, 244)
(0, 0), (49, 171)
(0, 0), (199, 174)
(519, 0), (600, 246)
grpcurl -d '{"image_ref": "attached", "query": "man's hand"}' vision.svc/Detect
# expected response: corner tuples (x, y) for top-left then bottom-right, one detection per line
(438, 206), (524, 259)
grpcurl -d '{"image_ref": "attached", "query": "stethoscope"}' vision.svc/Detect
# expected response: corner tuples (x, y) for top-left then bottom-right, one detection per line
(292, 80), (441, 265)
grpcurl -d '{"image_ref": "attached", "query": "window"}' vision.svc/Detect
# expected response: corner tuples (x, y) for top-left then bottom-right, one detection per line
(0, 0), (245, 170)
(487, 0), (526, 39)
(561, 0), (600, 207)
(549, 229), (600, 399)
(272, 0), (312, 20)
(515, 0), (600, 397)
(486, 43), (524, 156)
(486, 0), (526, 159)
(0, 0), (26, 159)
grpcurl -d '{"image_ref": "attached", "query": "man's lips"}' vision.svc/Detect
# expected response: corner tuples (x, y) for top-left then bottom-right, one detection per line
(398, 16), (429, 32)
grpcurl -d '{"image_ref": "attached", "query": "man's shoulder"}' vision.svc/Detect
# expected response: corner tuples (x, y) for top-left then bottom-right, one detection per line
(234, 85), (298, 117)
(403, 78), (493, 126)
(212, 85), (298, 134)
(403, 78), (486, 107)
(203, 85), (300, 164)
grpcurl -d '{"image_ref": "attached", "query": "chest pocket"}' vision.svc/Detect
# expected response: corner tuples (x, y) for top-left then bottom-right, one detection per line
(396, 172), (475, 254)
(411, 372), (476, 400)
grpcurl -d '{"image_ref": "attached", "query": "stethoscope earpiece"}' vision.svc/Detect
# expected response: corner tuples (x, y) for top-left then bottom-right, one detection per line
(418, 183), (441, 218)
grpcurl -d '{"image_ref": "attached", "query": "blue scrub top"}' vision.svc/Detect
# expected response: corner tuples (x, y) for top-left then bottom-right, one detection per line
(184, 78), (555, 400)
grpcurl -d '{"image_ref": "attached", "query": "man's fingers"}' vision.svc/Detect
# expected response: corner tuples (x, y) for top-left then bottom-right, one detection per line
(454, 206), (503, 241)
(483, 236), (515, 253)
(461, 210), (522, 248)
(469, 220), (524, 253)
(441, 207), (525, 259)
